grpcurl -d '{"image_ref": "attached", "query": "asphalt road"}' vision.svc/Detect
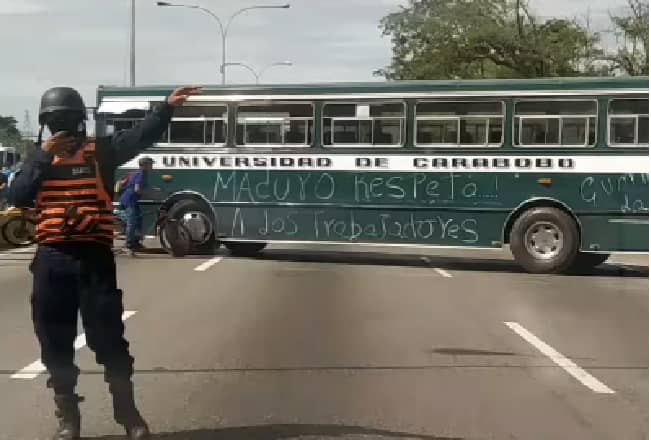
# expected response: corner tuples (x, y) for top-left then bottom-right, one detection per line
(0, 242), (647, 440)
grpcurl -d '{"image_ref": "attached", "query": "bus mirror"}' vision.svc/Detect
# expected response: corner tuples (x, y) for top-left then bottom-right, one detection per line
(161, 175), (173, 182)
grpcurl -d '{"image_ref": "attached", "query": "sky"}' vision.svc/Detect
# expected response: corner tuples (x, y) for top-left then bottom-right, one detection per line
(0, 0), (628, 133)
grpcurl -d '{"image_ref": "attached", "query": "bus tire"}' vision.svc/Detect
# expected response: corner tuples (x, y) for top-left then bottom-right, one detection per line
(568, 252), (611, 273)
(509, 207), (579, 274)
(161, 219), (192, 258)
(165, 199), (219, 255)
(224, 242), (266, 256)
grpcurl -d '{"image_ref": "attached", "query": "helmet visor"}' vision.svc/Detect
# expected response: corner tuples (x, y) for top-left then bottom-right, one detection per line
(45, 110), (84, 135)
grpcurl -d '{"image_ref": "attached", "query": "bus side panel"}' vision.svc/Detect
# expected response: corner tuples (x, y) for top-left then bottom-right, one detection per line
(130, 168), (649, 250)
(216, 206), (506, 248)
(579, 215), (649, 252)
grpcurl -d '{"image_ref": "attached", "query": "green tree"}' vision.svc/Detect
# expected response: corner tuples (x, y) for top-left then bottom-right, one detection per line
(0, 116), (21, 137)
(609, 0), (649, 75)
(0, 115), (33, 157)
(376, 0), (604, 80)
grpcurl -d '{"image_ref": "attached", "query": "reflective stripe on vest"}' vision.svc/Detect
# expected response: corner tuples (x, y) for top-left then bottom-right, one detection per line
(35, 141), (114, 245)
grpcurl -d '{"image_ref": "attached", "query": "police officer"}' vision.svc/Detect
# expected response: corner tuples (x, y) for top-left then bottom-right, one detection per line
(9, 85), (201, 439)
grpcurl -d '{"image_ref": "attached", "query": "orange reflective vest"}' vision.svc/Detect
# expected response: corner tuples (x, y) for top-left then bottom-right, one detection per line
(35, 141), (114, 246)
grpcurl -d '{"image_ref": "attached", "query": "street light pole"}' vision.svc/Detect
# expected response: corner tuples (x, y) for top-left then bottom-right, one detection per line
(155, 2), (290, 85)
(258, 61), (293, 83)
(224, 61), (293, 84)
(129, 0), (136, 86)
(224, 62), (260, 83)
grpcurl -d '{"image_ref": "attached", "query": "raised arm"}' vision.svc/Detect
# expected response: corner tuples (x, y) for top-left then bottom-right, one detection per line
(110, 86), (203, 167)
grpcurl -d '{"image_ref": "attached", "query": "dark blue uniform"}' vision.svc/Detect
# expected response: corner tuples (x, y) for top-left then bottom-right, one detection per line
(9, 103), (173, 396)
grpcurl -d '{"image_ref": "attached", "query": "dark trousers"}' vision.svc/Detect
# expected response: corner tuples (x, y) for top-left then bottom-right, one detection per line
(124, 205), (143, 249)
(31, 243), (134, 395)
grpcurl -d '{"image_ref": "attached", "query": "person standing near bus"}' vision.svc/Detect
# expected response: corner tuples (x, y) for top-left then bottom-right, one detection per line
(0, 166), (11, 210)
(119, 156), (154, 256)
(8, 85), (200, 440)
(7, 162), (22, 189)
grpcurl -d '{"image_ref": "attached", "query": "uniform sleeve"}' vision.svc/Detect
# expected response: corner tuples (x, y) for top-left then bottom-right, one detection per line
(7, 149), (54, 208)
(109, 102), (174, 167)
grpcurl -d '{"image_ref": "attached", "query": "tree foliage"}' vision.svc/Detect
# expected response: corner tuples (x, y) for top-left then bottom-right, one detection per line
(0, 115), (32, 156)
(609, 0), (649, 75)
(376, 0), (646, 80)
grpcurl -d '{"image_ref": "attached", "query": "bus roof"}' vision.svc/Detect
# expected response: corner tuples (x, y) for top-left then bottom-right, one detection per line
(98, 76), (648, 99)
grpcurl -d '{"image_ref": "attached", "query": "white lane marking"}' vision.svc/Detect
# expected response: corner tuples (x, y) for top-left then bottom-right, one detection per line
(0, 245), (36, 258)
(11, 311), (137, 380)
(504, 321), (615, 394)
(420, 257), (453, 278)
(10, 359), (45, 380)
(433, 267), (453, 278)
(194, 256), (223, 272)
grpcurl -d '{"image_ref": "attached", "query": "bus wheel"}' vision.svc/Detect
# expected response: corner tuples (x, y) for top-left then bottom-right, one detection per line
(160, 219), (192, 258)
(509, 207), (579, 274)
(164, 199), (219, 255)
(224, 242), (266, 256)
(569, 252), (611, 273)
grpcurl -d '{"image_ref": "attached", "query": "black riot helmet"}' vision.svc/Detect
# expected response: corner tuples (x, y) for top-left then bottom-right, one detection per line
(38, 87), (86, 124)
(37, 87), (87, 144)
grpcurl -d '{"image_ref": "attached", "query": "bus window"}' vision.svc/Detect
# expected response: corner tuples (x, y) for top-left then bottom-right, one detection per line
(167, 105), (227, 145)
(104, 108), (147, 136)
(415, 101), (503, 147)
(115, 120), (137, 131)
(236, 102), (313, 147)
(323, 102), (405, 147)
(640, 116), (649, 144)
(608, 98), (649, 147)
(104, 118), (141, 135)
(514, 100), (597, 147)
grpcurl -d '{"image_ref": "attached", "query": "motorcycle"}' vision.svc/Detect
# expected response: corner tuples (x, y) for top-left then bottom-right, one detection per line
(1, 207), (37, 247)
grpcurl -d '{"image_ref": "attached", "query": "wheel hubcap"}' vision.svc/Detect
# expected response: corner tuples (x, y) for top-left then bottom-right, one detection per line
(524, 221), (563, 260)
(179, 211), (213, 244)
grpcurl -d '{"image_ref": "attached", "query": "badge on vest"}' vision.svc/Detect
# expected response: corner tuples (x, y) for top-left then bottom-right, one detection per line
(72, 166), (92, 176)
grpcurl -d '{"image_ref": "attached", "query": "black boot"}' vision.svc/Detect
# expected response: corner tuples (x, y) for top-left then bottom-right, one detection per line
(52, 394), (83, 440)
(109, 380), (150, 439)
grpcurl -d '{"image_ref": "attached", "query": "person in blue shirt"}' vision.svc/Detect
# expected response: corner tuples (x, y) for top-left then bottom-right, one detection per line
(7, 162), (22, 189)
(119, 156), (154, 254)
(0, 167), (8, 210)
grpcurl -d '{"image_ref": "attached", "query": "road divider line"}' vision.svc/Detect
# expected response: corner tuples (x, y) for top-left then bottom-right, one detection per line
(11, 311), (137, 380)
(433, 267), (453, 278)
(420, 257), (453, 278)
(0, 245), (36, 258)
(194, 256), (223, 272)
(504, 321), (615, 394)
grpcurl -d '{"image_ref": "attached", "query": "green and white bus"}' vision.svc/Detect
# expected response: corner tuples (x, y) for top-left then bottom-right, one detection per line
(96, 77), (649, 273)
(0, 145), (19, 169)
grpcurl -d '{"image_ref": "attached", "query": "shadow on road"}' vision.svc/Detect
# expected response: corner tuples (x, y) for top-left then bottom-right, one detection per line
(5, 244), (648, 278)
(237, 249), (649, 279)
(89, 423), (463, 440)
